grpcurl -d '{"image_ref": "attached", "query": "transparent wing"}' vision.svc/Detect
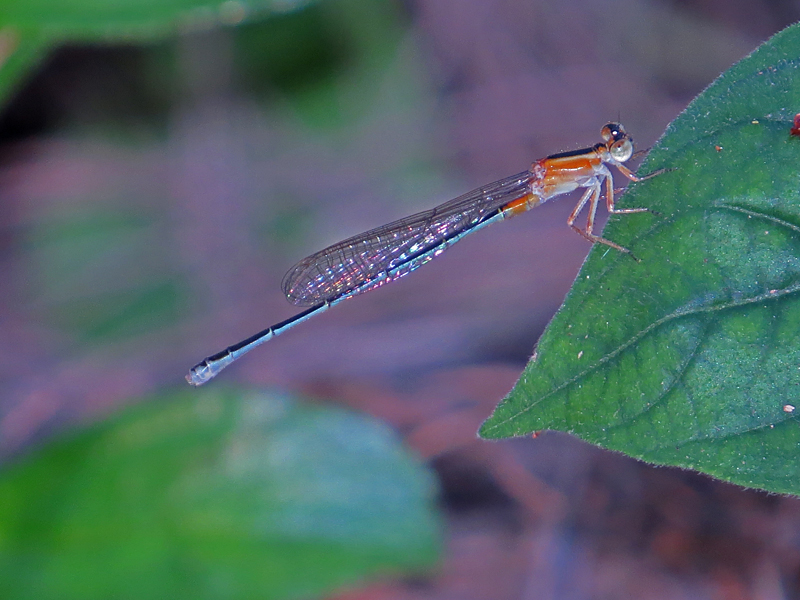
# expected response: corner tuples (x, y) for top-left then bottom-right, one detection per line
(282, 170), (533, 306)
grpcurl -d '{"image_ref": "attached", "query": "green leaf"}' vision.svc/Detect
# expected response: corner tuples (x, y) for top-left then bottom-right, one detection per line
(0, 28), (51, 104)
(0, 389), (440, 600)
(0, 1), (324, 108)
(480, 23), (800, 495)
(0, 0), (317, 40)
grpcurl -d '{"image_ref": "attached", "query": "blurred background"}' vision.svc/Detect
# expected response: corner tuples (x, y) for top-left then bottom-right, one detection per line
(3, 0), (800, 598)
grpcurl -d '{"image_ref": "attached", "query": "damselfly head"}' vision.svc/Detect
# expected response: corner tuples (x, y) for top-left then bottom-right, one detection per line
(601, 122), (634, 163)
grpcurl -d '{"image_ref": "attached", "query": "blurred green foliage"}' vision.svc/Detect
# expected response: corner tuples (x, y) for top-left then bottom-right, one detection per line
(0, 389), (440, 599)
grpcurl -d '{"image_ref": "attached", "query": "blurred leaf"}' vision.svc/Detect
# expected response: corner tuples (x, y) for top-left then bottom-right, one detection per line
(0, 0), (321, 109)
(481, 24), (800, 495)
(0, 388), (440, 599)
(234, 0), (409, 129)
(235, 6), (350, 93)
(23, 204), (184, 345)
(0, 27), (51, 105)
(0, 0), (317, 40)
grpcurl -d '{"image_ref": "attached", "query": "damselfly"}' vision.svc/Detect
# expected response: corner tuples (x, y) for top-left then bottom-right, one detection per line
(187, 122), (657, 386)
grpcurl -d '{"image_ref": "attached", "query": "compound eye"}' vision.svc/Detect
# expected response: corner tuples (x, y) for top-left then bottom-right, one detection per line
(601, 122), (625, 142)
(610, 138), (633, 162)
